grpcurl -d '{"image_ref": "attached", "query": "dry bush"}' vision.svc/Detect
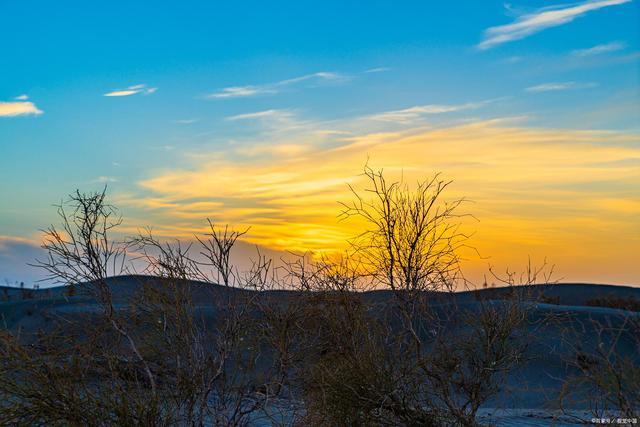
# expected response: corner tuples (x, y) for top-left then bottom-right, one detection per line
(277, 256), (543, 426)
(270, 166), (548, 427)
(558, 312), (640, 422)
(0, 188), (283, 426)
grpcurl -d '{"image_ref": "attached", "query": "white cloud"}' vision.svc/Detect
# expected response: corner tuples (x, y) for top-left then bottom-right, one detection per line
(368, 101), (490, 123)
(226, 109), (296, 122)
(478, 0), (632, 50)
(364, 67), (390, 73)
(104, 89), (139, 97)
(93, 176), (118, 183)
(0, 101), (43, 117)
(173, 118), (199, 124)
(14, 94), (29, 101)
(526, 81), (598, 92)
(276, 71), (344, 86)
(147, 145), (176, 152)
(571, 41), (626, 56)
(208, 86), (274, 99)
(206, 71), (347, 99)
(104, 84), (157, 97)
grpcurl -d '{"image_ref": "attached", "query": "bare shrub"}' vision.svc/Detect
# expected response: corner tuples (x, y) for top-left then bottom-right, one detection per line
(558, 313), (640, 422)
(281, 166), (546, 426)
(0, 189), (280, 425)
(196, 220), (249, 288)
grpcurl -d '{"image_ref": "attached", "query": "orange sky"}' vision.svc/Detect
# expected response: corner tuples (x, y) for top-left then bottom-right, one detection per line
(110, 119), (640, 286)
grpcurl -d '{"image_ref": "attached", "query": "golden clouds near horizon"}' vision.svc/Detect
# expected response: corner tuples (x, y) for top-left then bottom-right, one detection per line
(131, 120), (640, 284)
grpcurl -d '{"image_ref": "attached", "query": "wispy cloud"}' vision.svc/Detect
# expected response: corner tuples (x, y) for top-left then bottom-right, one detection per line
(224, 109), (306, 133)
(149, 145), (176, 152)
(478, 0), (632, 50)
(364, 67), (390, 73)
(277, 72), (344, 85)
(93, 176), (118, 183)
(206, 72), (347, 99)
(571, 41), (627, 56)
(367, 101), (491, 123)
(208, 86), (275, 99)
(173, 118), (199, 124)
(226, 109), (295, 122)
(0, 101), (43, 117)
(134, 118), (640, 286)
(104, 84), (157, 97)
(235, 143), (312, 158)
(14, 94), (29, 101)
(525, 81), (598, 92)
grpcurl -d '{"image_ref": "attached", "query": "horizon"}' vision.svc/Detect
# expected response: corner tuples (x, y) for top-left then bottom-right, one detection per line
(2, 1), (639, 287)
(1, 273), (637, 291)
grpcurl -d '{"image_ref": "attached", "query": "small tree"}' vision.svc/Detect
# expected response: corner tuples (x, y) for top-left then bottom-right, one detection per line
(1, 188), (284, 425)
(0, 188), (167, 424)
(196, 219), (249, 287)
(293, 165), (541, 426)
(558, 312), (640, 421)
(340, 165), (468, 294)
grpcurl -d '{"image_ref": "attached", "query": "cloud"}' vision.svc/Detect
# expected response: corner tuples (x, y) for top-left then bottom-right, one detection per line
(208, 86), (273, 99)
(206, 71), (347, 99)
(226, 109), (294, 122)
(277, 72), (344, 86)
(219, 101), (499, 160)
(224, 109), (308, 135)
(134, 118), (640, 285)
(364, 67), (390, 73)
(104, 84), (157, 97)
(367, 101), (491, 123)
(14, 94), (29, 100)
(478, 0), (632, 50)
(93, 176), (118, 183)
(150, 145), (176, 152)
(173, 118), (199, 124)
(0, 101), (43, 117)
(525, 81), (598, 92)
(133, 119), (640, 286)
(236, 143), (312, 158)
(571, 41), (626, 56)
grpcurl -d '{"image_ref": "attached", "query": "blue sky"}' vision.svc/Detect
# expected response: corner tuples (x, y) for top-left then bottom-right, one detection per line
(1, 0), (639, 285)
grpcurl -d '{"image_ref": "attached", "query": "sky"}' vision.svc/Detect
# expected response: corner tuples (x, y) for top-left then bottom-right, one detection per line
(1, 0), (639, 286)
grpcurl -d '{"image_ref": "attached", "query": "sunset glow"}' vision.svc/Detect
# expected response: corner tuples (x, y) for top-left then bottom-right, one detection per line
(1, 1), (638, 285)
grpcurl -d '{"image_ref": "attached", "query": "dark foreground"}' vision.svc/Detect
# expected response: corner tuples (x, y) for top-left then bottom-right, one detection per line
(1, 276), (638, 426)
